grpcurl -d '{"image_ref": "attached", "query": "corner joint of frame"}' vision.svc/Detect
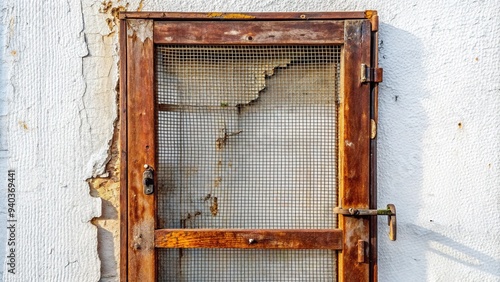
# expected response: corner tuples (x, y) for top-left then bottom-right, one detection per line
(364, 10), (378, 31)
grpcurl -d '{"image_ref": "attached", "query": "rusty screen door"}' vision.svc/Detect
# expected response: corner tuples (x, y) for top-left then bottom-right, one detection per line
(121, 12), (380, 282)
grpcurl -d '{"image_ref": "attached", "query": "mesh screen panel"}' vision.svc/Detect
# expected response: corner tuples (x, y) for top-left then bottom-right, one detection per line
(156, 45), (341, 281)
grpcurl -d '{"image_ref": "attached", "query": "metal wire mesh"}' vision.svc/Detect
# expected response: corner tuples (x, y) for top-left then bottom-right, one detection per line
(156, 45), (341, 281)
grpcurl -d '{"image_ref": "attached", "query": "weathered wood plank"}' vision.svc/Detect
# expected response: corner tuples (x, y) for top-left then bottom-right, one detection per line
(154, 21), (344, 45)
(121, 11), (368, 20)
(119, 19), (129, 282)
(338, 19), (372, 282)
(155, 229), (343, 250)
(126, 19), (156, 282)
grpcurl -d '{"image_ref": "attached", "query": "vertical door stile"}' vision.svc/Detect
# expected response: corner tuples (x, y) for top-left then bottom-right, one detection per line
(126, 19), (156, 282)
(338, 19), (372, 281)
(119, 18), (128, 282)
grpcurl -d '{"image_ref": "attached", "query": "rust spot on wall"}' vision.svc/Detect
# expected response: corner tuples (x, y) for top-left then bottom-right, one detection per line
(18, 121), (28, 130)
(136, 0), (144, 11)
(458, 122), (463, 129)
(100, 0), (149, 33)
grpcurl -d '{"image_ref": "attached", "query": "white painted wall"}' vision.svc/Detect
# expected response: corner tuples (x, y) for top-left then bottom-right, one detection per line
(0, 0), (499, 281)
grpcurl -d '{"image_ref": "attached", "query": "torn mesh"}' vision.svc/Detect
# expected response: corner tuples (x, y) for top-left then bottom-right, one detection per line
(156, 45), (341, 281)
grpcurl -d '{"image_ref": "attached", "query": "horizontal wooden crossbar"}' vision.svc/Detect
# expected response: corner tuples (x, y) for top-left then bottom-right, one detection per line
(155, 229), (343, 250)
(154, 21), (344, 45)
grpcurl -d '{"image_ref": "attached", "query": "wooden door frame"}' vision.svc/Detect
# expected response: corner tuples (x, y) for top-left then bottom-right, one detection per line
(119, 11), (380, 282)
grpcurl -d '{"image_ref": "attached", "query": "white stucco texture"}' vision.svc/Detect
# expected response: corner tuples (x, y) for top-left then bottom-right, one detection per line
(0, 0), (499, 281)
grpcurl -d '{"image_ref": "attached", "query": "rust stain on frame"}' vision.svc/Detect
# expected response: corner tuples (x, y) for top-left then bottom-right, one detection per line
(207, 12), (256, 19)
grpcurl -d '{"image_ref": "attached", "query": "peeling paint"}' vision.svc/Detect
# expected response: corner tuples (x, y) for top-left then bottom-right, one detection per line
(88, 114), (120, 281)
(99, 1), (130, 32)
(127, 19), (153, 42)
(99, 0), (148, 34)
(345, 140), (354, 147)
(136, 0), (144, 11)
(132, 219), (155, 251)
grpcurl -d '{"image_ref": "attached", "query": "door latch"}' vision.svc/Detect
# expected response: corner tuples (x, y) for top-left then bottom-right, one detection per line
(334, 204), (397, 241)
(143, 165), (154, 195)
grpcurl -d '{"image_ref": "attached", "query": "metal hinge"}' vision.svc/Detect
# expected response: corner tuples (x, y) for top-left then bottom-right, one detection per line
(334, 204), (397, 241)
(361, 64), (383, 83)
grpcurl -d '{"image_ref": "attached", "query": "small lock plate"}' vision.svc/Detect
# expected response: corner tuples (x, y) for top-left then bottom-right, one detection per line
(143, 167), (154, 195)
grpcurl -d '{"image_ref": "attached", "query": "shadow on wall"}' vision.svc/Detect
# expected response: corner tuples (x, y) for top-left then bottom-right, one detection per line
(405, 224), (500, 277)
(376, 22), (429, 280)
(377, 23), (498, 280)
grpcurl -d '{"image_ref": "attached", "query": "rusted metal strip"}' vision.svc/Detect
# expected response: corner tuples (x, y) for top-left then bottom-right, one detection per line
(154, 21), (344, 45)
(120, 11), (368, 20)
(155, 229), (343, 250)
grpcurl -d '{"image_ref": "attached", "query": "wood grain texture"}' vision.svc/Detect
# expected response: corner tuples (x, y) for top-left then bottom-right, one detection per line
(154, 21), (344, 45)
(155, 229), (343, 250)
(120, 11), (368, 20)
(119, 19), (128, 282)
(338, 20), (372, 282)
(126, 19), (156, 282)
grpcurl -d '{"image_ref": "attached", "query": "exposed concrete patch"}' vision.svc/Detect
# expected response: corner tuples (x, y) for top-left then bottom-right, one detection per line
(88, 112), (120, 281)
